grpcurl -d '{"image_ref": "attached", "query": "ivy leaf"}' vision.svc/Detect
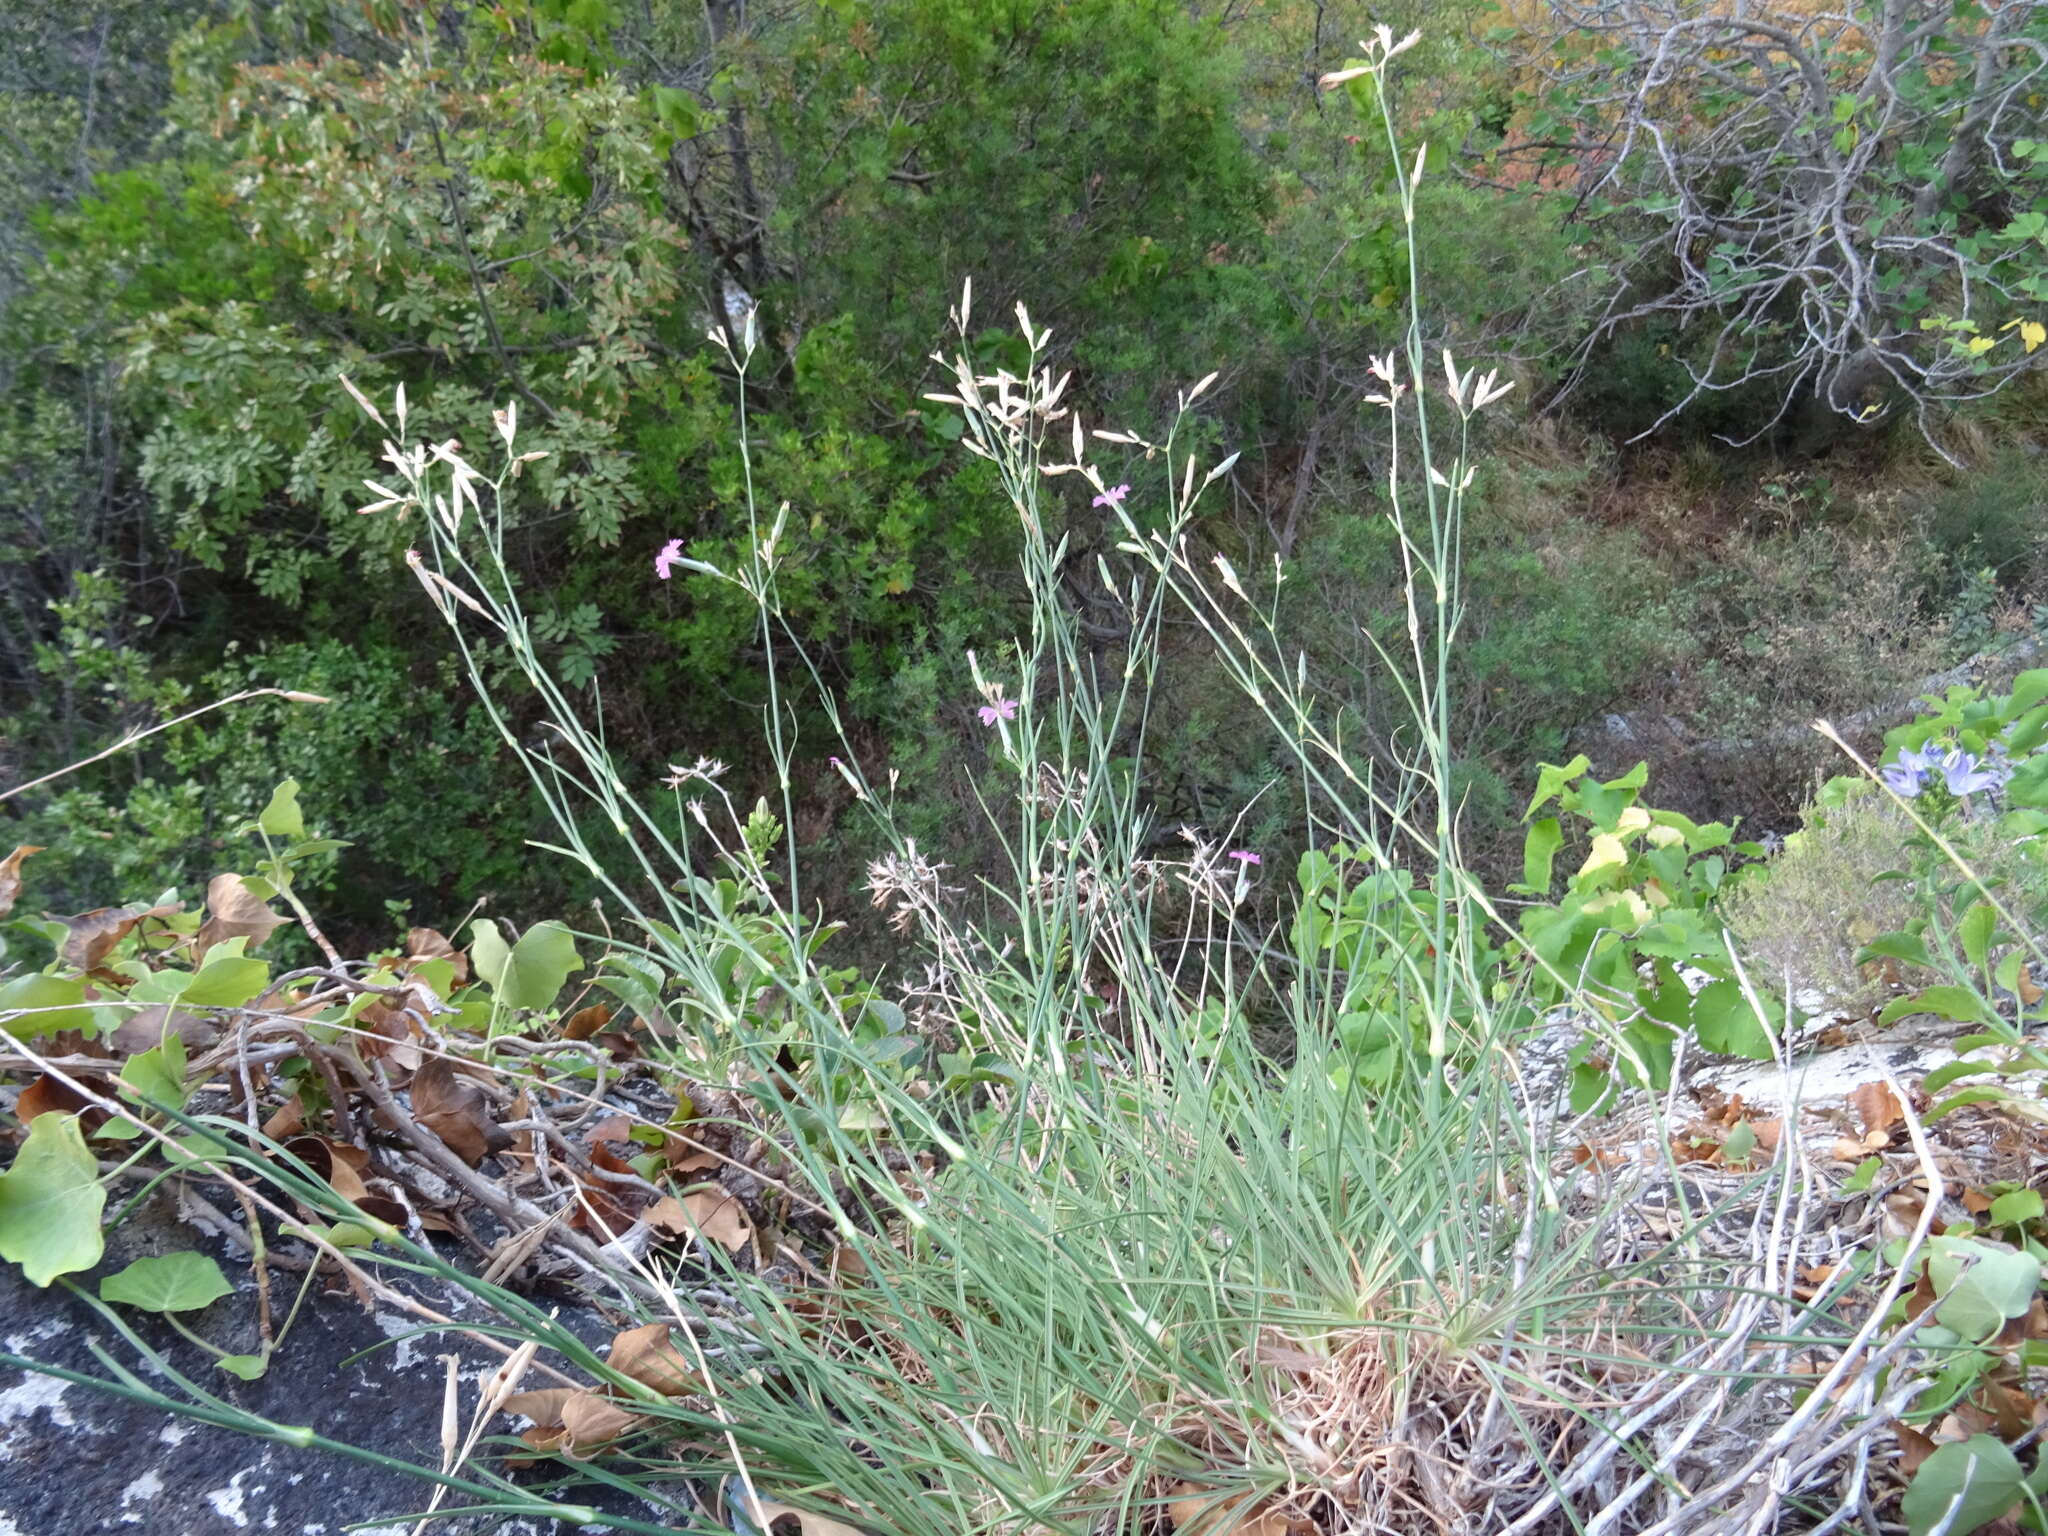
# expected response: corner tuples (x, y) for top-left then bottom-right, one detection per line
(1517, 817), (1563, 895)
(1929, 1238), (2041, 1342)
(182, 951), (272, 1008)
(256, 779), (305, 839)
(0, 972), (95, 1040)
(1691, 980), (1775, 1059)
(1902, 1435), (2024, 1536)
(1855, 930), (1935, 969)
(1879, 985), (1995, 1028)
(469, 918), (582, 1011)
(1991, 1188), (2044, 1226)
(1958, 901), (1998, 973)
(0, 1112), (107, 1286)
(99, 1252), (234, 1313)
(119, 1034), (191, 1114)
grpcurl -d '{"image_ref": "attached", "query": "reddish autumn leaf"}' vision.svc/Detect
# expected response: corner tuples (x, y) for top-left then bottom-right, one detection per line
(14, 1072), (106, 1130)
(354, 996), (409, 1061)
(0, 845), (43, 920)
(561, 1003), (613, 1041)
(409, 1057), (509, 1167)
(1903, 1265), (1940, 1323)
(570, 1173), (645, 1242)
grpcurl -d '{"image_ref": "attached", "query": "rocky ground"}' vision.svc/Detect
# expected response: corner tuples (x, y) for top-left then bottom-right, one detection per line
(0, 1195), (687, 1536)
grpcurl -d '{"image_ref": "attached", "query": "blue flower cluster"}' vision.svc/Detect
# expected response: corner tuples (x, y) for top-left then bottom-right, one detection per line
(1880, 738), (2014, 798)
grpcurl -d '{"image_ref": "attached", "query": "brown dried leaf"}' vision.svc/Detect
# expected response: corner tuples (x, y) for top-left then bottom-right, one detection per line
(2024, 1296), (2048, 1340)
(518, 1423), (569, 1454)
(410, 1057), (509, 1167)
(403, 927), (468, 985)
(558, 1391), (641, 1456)
(354, 996), (409, 1063)
(1792, 1264), (1839, 1301)
(1671, 1132), (1722, 1165)
(1904, 1265), (1940, 1323)
(60, 903), (179, 971)
(501, 1388), (575, 1426)
(14, 1072), (104, 1128)
(1896, 1423), (1938, 1476)
(1978, 1378), (2035, 1438)
(2021, 965), (2046, 1009)
(262, 1093), (307, 1142)
(0, 845), (42, 920)
(606, 1322), (698, 1394)
(110, 1006), (219, 1057)
(1849, 1081), (1904, 1140)
(194, 874), (289, 960)
(644, 1196), (692, 1236)
(562, 1003), (613, 1042)
(570, 1179), (644, 1241)
(567, 1118), (651, 1237)
(742, 1500), (871, 1536)
(1166, 1486), (1316, 1536)
(645, 1191), (753, 1254)
(282, 1135), (408, 1227)
(686, 1191), (753, 1253)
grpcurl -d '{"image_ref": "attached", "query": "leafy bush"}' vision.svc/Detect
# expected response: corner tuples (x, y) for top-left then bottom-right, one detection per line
(1719, 792), (1931, 1009)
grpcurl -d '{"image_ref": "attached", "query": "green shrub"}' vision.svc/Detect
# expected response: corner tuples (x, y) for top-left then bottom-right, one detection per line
(1720, 792), (1932, 1009)
(1913, 448), (2048, 593)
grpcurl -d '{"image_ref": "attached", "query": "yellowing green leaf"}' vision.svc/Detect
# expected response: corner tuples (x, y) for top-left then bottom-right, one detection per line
(1577, 833), (1629, 879)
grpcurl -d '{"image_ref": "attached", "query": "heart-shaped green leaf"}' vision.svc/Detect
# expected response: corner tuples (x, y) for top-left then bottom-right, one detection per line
(469, 918), (582, 1011)
(0, 1113), (106, 1286)
(1902, 1435), (2024, 1536)
(99, 1251), (234, 1313)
